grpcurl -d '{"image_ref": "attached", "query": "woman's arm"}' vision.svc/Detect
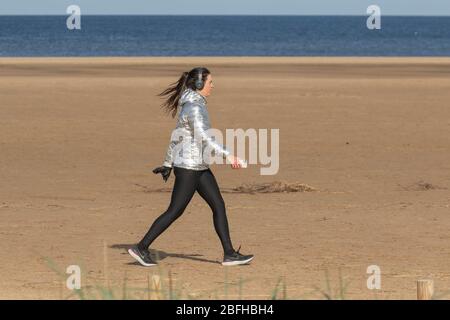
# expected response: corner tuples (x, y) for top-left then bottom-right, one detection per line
(186, 103), (231, 159)
(162, 139), (177, 168)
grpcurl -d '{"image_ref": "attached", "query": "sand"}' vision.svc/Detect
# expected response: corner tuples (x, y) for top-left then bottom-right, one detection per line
(1, 57), (450, 299)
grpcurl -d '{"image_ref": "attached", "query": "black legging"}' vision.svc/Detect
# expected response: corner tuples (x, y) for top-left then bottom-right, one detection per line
(138, 166), (235, 255)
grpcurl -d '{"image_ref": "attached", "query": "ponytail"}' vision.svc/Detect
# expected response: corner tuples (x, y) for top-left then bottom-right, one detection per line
(158, 71), (189, 118)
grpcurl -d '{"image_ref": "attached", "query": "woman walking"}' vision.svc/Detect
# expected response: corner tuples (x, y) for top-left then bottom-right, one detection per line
(128, 67), (254, 267)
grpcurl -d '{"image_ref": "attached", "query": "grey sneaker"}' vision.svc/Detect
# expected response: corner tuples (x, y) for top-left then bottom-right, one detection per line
(128, 245), (157, 267)
(222, 245), (254, 266)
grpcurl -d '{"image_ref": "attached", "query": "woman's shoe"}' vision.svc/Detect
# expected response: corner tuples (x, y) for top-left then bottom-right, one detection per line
(128, 245), (158, 267)
(222, 245), (254, 266)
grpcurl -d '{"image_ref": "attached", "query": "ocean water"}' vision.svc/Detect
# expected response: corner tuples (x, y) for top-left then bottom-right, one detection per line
(0, 15), (450, 56)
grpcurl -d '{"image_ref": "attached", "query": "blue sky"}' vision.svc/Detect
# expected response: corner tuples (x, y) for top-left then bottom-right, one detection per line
(1, 0), (449, 15)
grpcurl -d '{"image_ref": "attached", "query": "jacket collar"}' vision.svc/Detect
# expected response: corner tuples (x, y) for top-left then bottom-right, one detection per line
(179, 88), (207, 106)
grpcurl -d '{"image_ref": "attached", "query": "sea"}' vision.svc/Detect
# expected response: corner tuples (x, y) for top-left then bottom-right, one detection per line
(0, 15), (450, 56)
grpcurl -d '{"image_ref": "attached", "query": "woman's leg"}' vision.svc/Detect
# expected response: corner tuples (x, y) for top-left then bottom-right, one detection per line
(138, 167), (200, 250)
(196, 169), (235, 255)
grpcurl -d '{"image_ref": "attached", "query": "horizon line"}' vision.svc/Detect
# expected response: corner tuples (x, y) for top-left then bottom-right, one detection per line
(1, 13), (450, 17)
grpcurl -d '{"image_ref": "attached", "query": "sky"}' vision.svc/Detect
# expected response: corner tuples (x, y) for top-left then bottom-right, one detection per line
(0, 0), (449, 16)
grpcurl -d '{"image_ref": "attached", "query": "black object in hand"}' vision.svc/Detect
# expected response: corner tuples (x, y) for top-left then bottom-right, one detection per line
(153, 166), (172, 182)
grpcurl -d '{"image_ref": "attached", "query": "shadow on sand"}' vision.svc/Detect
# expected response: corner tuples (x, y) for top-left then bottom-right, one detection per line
(110, 243), (221, 265)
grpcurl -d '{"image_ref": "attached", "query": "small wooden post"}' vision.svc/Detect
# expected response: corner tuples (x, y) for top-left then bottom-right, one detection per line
(60, 279), (64, 300)
(417, 279), (434, 300)
(103, 240), (109, 288)
(147, 275), (151, 300)
(150, 275), (161, 300)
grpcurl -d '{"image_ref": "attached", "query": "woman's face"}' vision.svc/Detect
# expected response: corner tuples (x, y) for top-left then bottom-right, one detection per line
(198, 74), (214, 97)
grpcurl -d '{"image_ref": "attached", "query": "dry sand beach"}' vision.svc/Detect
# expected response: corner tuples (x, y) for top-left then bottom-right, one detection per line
(1, 57), (450, 299)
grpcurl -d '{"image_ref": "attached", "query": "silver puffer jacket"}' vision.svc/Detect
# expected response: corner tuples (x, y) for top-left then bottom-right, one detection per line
(162, 88), (230, 170)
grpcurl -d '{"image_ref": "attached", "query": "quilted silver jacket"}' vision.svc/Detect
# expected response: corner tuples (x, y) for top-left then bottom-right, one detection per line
(162, 88), (230, 170)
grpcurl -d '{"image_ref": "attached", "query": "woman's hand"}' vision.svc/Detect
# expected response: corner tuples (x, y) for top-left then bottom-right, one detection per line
(153, 166), (172, 182)
(227, 155), (244, 169)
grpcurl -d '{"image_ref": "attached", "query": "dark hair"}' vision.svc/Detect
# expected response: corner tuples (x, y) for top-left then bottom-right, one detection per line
(158, 67), (211, 118)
